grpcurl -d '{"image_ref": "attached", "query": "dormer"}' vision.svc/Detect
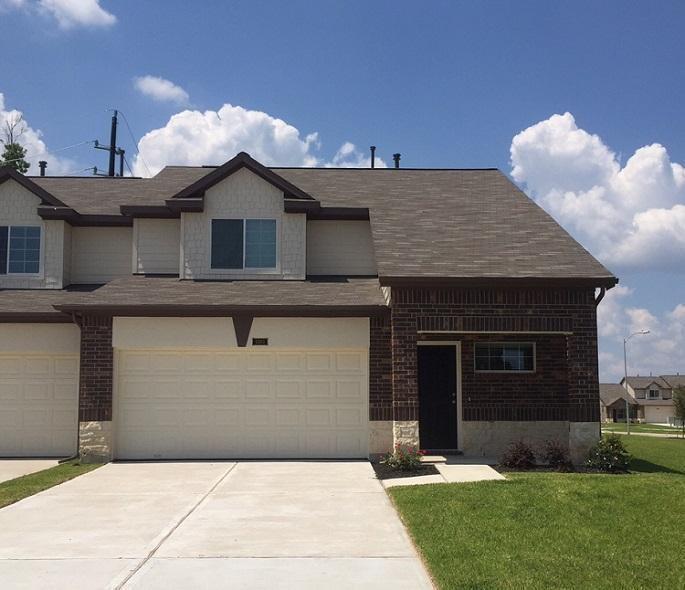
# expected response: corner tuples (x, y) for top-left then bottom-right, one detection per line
(0, 168), (71, 289)
(168, 152), (316, 281)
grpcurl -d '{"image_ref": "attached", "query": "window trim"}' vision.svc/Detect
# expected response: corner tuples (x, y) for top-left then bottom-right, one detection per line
(0, 224), (43, 278)
(647, 387), (660, 400)
(473, 341), (537, 374)
(208, 217), (280, 273)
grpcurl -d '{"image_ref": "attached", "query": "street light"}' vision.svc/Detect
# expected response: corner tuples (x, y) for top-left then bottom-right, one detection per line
(623, 330), (650, 434)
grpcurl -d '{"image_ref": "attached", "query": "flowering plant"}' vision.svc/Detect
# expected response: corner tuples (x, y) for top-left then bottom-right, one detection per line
(381, 444), (426, 471)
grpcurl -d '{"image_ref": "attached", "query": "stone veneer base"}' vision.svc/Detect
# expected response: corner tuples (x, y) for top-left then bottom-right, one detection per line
(79, 421), (113, 463)
(460, 420), (600, 464)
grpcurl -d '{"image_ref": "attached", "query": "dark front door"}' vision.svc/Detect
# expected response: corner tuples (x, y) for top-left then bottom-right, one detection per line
(417, 345), (458, 450)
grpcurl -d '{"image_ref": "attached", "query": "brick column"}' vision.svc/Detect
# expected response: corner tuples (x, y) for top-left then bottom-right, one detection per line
(390, 291), (420, 448)
(77, 315), (113, 463)
(369, 315), (393, 455)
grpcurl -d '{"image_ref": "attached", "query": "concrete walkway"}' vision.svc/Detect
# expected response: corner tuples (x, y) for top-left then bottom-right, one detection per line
(612, 431), (684, 439)
(382, 463), (505, 488)
(0, 461), (433, 589)
(0, 459), (59, 484)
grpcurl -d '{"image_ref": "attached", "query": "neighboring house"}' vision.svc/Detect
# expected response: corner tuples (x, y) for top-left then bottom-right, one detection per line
(621, 375), (681, 423)
(599, 383), (638, 423)
(0, 153), (617, 463)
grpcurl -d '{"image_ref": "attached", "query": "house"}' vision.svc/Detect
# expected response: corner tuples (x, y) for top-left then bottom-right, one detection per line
(621, 375), (682, 423)
(599, 383), (638, 422)
(0, 152), (617, 464)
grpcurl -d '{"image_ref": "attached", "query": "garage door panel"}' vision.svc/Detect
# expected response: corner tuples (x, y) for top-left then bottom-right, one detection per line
(306, 352), (333, 371)
(306, 380), (334, 399)
(0, 382), (21, 401)
(245, 380), (274, 400)
(0, 357), (22, 375)
(275, 380), (304, 399)
(115, 348), (368, 460)
(0, 353), (78, 457)
(336, 352), (364, 371)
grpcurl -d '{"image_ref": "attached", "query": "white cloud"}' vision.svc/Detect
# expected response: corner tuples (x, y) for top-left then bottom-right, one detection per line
(326, 142), (387, 168)
(597, 285), (685, 380)
(510, 112), (685, 271)
(0, 93), (72, 174)
(133, 103), (381, 176)
(4, 0), (116, 28)
(134, 76), (189, 105)
(37, 0), (115, 28)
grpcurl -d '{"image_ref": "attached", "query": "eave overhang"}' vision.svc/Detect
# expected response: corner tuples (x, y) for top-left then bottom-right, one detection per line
(379, 276), (619, 289)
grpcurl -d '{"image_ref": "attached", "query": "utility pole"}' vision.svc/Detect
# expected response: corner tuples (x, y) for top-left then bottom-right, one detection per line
(623, 330), (650, 434)
(94, 110), (123, 176)
(108, 110), (118, 176)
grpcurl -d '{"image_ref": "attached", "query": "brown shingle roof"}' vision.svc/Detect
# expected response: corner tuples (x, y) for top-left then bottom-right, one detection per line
(30, 162), (616, 283)
(599, 383), (636, 406)
(51, 276), (386, 313)
(0, 285), (99, 321)
(624, 376), (671, 389)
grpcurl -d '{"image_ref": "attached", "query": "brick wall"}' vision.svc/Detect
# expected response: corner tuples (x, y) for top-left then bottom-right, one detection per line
(78, 315), (113, 421)
(460, 334), (568, 420)
(391, 287), (600, 423)
(369, 315), (392, 421)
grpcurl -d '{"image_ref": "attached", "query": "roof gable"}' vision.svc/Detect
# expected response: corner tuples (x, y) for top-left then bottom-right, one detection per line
(170, 152), (315, 201)
(0, 167), (67, 208)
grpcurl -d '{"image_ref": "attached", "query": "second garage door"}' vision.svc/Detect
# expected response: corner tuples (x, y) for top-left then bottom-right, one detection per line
(114, 348), (369, 460)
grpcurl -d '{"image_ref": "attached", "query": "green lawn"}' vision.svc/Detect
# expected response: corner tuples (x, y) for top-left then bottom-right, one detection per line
(0, 460), (101, 510)
(602, 422), (683, 435)
(390, 436), (685, 590)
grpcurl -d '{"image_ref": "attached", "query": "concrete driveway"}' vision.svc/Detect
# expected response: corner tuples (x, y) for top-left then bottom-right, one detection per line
(0, 461), (432, 589)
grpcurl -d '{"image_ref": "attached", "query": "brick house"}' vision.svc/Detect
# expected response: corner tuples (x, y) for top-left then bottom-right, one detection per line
(600, 375), (682, 423)
(0, 153), (617, 463)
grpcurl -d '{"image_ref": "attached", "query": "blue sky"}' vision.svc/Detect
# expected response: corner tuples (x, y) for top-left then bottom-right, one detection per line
(1, 1), (684, 380)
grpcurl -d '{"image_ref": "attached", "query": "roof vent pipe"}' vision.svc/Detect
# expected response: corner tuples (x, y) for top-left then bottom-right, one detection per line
(370, 146), (376, 169)
(393, 153), (401, 168)
(38, 161), (47, 176)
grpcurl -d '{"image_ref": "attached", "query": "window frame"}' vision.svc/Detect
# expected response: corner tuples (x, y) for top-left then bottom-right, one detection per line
(473, 342), (537, 374)
(0, 224), (43, 277)
(208, 217), (279, 273)
(647, 387), (660, 400)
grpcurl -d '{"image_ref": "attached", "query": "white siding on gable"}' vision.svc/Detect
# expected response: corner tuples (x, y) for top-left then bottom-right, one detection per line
(181, 167), (306, 280)
(71, 227), (133, 284)
(133, 219), (180, 275)
(306, 220), (376, 276)
(0, 179), (66, 289)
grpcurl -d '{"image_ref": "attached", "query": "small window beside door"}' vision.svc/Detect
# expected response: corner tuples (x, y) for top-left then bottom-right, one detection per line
(474, 342), (535, 372)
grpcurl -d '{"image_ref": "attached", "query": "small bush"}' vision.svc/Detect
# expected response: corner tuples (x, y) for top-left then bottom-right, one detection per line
(543, 440), (573, 471)
(585, 434), (631, 473)
(381, 444), (425, 471)
(500, 440), (536, 469)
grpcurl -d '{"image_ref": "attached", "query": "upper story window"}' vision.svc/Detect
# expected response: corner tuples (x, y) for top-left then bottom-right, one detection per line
(647, 387), (660, 400)
(474, 342), (535, 372)
(0, 225), (41, 275)
(211, 219), (277, 270)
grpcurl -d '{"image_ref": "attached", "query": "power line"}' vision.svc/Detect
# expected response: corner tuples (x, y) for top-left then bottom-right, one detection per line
(1, 139), (95, 165)
(122, 154), (134, 177)
(62, 166), (97, 176)
(117, 110), (151, 177)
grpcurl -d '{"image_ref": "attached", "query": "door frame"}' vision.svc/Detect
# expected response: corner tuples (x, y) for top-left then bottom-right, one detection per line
(416, 341), (463, 451)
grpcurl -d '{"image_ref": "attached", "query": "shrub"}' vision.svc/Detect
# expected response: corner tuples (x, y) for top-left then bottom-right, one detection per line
(585, 434), (631, 473)
(381, 444), (425, 471)
(542, 440), (573, 471)
(500, 440), (536, 469)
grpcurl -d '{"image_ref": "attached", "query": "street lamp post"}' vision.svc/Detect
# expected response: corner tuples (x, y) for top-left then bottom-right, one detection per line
(623, 330), (650, 434)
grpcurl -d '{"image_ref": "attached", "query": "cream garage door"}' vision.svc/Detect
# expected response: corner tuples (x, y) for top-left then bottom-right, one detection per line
(114, 349), (369, 459)
(644, 405), (674, 424)
(0, 354), (79, 457)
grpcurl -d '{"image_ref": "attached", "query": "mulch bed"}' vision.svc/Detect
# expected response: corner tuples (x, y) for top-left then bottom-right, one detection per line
(372, 462), (440, 480)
